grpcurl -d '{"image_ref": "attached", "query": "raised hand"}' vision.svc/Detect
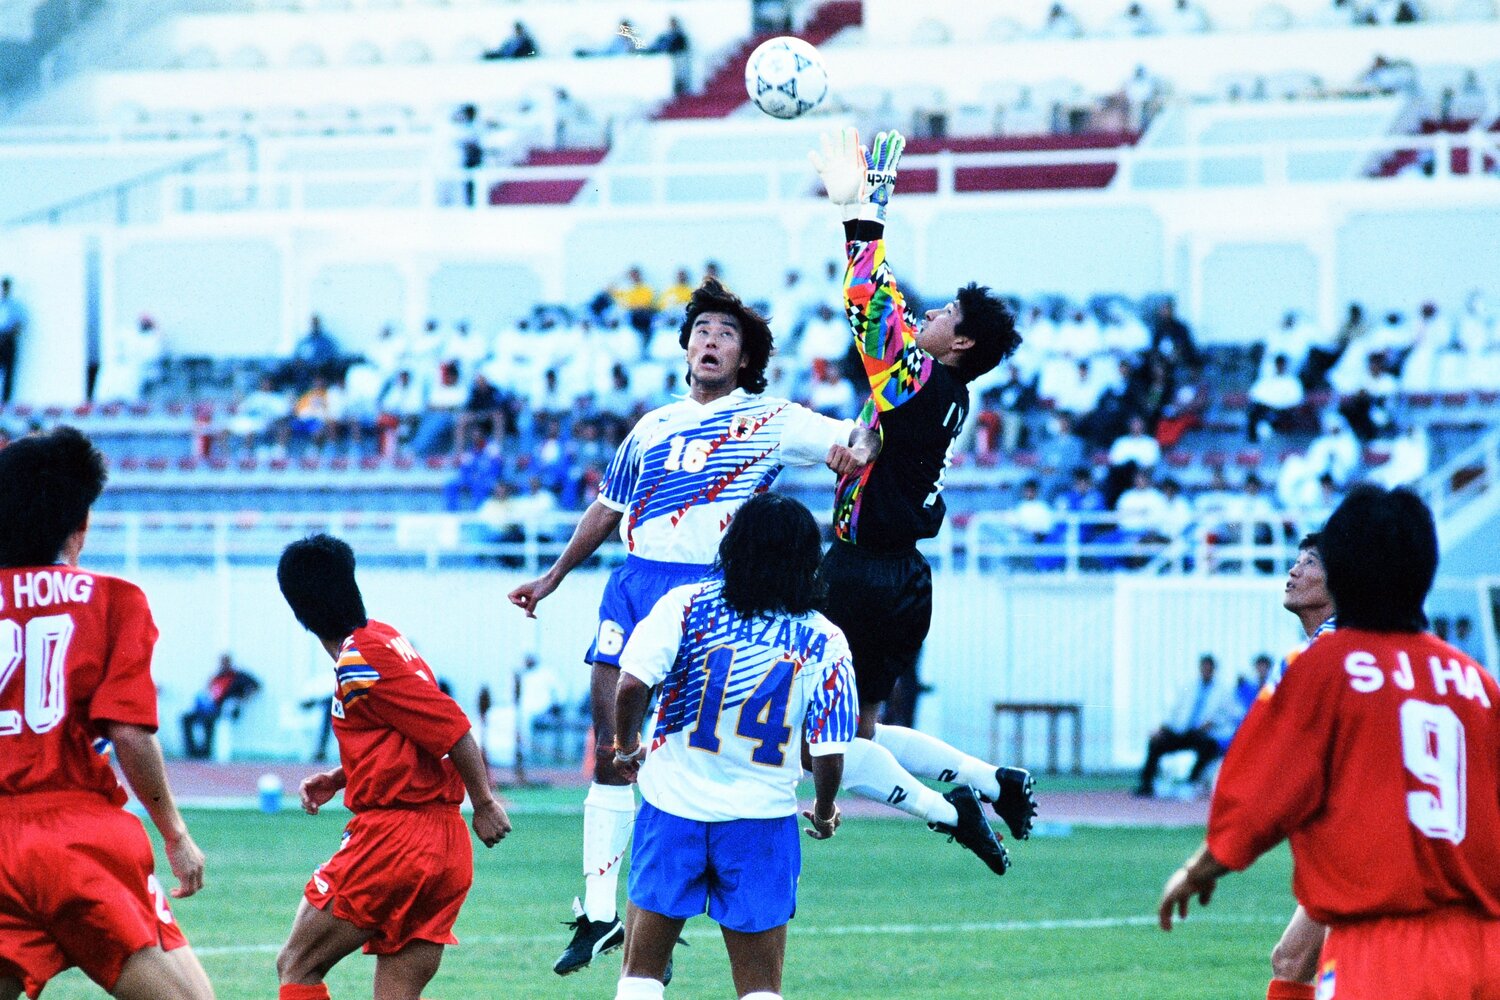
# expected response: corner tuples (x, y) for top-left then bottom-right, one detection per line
(809, 126), (866, 213)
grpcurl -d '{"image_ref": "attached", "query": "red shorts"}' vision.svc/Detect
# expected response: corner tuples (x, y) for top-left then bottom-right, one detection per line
(0, 793), (188, 999)
(1317, 908), (1500, 999)
(305, 805), (472, 955)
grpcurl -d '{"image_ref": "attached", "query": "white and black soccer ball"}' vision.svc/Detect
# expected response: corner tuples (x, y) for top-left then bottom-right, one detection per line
(744, 36), (828, 120)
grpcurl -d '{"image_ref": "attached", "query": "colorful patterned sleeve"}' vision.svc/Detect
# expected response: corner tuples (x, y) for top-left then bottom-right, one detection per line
(844, 237), (935, 413)
(804, 631), (858, 755)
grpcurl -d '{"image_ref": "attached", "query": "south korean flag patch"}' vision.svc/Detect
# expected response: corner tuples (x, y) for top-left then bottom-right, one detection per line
(729, 415), (755, 440)
(1314, 961), (1336, 1000)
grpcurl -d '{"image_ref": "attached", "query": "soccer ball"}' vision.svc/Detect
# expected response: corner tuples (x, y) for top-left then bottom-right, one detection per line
(744, 36), (828, 120)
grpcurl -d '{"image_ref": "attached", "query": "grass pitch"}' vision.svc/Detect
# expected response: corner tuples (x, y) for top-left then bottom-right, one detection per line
(37, 791), (1295, 999)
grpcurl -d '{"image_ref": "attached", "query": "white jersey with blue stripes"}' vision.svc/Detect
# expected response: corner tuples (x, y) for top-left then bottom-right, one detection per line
(597, 390), (853, 565)
(620, 579), (859, 822)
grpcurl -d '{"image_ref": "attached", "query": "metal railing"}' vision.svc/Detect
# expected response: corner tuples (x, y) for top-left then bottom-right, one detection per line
(80, 507), (1325, 577)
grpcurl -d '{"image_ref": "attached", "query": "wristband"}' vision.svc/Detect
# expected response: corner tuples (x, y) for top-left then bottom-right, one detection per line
(614, 744), (644, 765)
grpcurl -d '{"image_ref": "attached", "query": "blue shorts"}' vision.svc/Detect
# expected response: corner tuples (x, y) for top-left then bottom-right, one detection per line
(585, 556), (711, 667)
(627, 799), (800, 934)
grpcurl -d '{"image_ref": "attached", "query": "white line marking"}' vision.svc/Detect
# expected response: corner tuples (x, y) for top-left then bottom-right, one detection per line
(193, 912), (1284, 956)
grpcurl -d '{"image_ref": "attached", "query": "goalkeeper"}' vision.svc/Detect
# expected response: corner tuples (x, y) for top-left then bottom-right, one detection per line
(806, 127), (1037, 876)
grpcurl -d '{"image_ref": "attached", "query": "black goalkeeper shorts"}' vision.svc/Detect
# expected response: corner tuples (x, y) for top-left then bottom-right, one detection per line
(820, 539), (932, 706)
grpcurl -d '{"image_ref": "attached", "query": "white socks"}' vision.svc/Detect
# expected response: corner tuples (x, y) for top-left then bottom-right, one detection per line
(874, 724), (1001, 800)
(583, 782), (636, 922)
(616, 977), (665, 1000)
(842, 738), (958, 827)
(742, 993), (783, 1000)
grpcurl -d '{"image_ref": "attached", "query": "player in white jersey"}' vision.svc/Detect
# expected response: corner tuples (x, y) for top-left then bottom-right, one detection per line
(611, 493), (856, 1000)
(1264, 532), (1337, 1000)
(507, 278), (877, 976)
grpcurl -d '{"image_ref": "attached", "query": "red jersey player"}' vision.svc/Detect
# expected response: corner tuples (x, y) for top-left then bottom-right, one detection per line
(0, 427), (214, 1000)
(1160, 485), (1500, 1000)
(273, 534), (510, 1000)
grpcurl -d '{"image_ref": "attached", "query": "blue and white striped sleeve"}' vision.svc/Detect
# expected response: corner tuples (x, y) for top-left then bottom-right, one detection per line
(598, 423), (644, 512)
(804, 630), (858, 755)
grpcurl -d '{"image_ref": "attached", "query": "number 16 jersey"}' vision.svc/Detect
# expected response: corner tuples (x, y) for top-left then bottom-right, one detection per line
(598, 390), (853, 565)
(0, 566), (160, 804)
(620, 578), (858, 822)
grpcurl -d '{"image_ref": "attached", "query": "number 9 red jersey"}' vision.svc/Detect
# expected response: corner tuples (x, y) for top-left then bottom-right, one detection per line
(1208, 627), (1500, 925)
(0, 566), (160, 805)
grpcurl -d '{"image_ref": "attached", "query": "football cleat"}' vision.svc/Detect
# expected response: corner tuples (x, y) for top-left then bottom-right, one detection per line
(992, 766), (1037, 840)
(553, 897), (625, 976)
(930, 786), (1010, 876)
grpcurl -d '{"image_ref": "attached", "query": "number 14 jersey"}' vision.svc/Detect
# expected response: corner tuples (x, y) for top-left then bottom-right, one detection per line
(1208, 627), (1500, 924)
(620, 578), (858, 822)
(0, 566), (160, 803)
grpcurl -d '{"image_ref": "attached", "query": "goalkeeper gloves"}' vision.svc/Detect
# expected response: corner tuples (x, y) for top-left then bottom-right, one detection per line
(808, 127), (906, 223)
(862, 129), (905, 224)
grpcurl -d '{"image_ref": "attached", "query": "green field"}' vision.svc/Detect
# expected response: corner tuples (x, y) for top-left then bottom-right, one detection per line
(38, 793), (1296, 999)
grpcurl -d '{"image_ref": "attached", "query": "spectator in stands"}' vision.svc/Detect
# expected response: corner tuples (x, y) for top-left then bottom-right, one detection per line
(1041, 2), (1084, 37)
(1154, 382), (1205, 450)
(1230, 655), (1273, 731)
(796, 301), (849, 368)
(290, 375), (344, 453)
(1124, 350), (1177, 430)
(446, 103), (486, 207)
(1358, 54), (1418, 96)
(1011, 478), (1056, 541)
(1300, 301), (1364, 390)
(975, 362), (1038, 454)
(1316, 0), (1362, 26)
(1051, 464), (1110, 559)
(485, 21), (538, 60)
(1457, 289), (1498, 358)
(225, 376), (291, 457)
(1254, 310), (1315, 381)
(1247, 354), (1305, 441)
(1453, 616), (1482, 663)
(367, 323), (408, 382)
(657, 267), (694, 323)
(285, 313), (342, 390)
(1160, 477), (1193, 541)
(1219, 472), (1279, 573)
(1036, 412), (1086, 488)
(612, 266), (658, 359)
(444, 320), (489, 381)
(445, 426), (507, 512)
(577, 17), (642, 56)
(179, 653), (260, 760)
(1108, 414), (1162, 470)
(805, 359), (857, 420)
(1115, 466), (1172, 552)
(459, 371), (506, 441)
(647, 15), (692, 95)
(1149, 298), (1199, 368)
(340, 360), (385, 454)
(1369, 423), (1430, 488)
(534, 368), (568, 420)
(411, 360), (468, 455)
(1123, 65), (1163, 131)
(1305, 412), (1360, 484)
(1336, 353), (1398, 441)
(1164, 0), (1211, 33)
(1110, 1), (1159, 36)
(95, 312), (165, 404)
(0, 277), (22, 404)
(1440, 71), (1490, 125)
(378, 368), (426, 447)
(1360, 0), (1421, 24)
(1099, 298), (1152, 358)
(1135, 654), (1238, 797)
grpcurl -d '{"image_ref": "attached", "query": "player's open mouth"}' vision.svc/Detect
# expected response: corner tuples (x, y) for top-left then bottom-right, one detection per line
(699, 354), (722, 371)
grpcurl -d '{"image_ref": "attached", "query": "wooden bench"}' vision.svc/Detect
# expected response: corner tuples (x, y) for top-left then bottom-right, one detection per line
(990, 701), (1083, 775)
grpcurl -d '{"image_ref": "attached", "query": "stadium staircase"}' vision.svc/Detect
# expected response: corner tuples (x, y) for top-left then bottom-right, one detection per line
(488, 1), (861, 206)
(1417, 423), (1500, 570)
(1376, 117), (1500, 176)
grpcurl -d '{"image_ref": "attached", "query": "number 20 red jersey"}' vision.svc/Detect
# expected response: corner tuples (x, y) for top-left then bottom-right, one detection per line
(1208, 627), (1500, 925)
(0, 566), (160, 804)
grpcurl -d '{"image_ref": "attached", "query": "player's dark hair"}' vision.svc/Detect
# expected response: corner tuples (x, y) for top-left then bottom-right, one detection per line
(1320, 485), (1435, 633)
(1298, 531), (1321, 554)
(678, 276), (772, 394)
(277, 534), (368, 643)
(953, 283), (1021, 384)
(714, 493), (824, 618)
(0, 426), (107, 567)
